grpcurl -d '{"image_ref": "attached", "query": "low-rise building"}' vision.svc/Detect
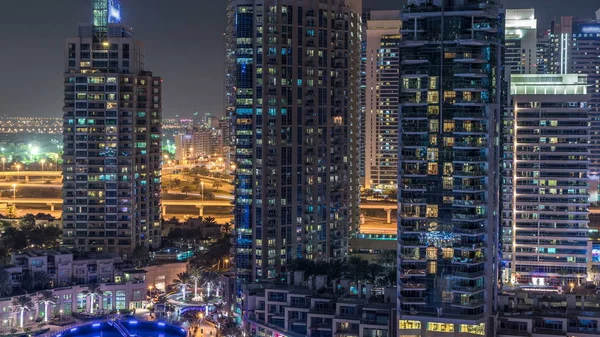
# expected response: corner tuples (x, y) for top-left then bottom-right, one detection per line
(497, 286), (600, 336)
(243, 280), (396, 337)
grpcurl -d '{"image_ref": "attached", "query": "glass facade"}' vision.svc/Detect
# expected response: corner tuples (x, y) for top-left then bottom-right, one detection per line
(233, 0), (361, 284)
(397, 1), (504, 335)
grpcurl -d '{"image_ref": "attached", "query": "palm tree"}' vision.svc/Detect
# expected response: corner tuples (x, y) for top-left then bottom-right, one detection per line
(378, 268), (396, 287)
(82, 283), (104, 314)
(11, 295), (34, 328)
(36, 290), (57, 322)
(203, 217), (217, 226)
(202, 270), (222, 298)
(0, 267), (13, 297)
(173, 272), (191, 301)
(212, 180), (223, 191)
(377, 250), (397, 269)
(344, 256), (368, 295)
(189, 267), (203, 301)
(222, 222), (233, 235)
(365, 263), (384, 285)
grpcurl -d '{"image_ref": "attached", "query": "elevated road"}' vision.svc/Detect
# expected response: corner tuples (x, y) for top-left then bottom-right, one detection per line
(0, 171), (61, 177)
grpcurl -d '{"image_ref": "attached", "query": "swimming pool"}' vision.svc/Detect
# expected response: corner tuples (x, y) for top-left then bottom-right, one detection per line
(54, 321), (187, 337)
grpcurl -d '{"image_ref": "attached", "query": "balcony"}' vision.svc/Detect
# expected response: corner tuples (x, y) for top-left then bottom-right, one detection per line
(454, 68), (487, 78)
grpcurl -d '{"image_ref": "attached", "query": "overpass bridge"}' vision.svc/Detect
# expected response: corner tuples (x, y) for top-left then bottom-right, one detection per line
(0, 171), (61, 182)
(1, 198), (399, 222)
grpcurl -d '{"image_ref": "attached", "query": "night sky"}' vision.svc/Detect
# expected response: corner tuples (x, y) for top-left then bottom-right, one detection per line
(0, 0), (597, 118)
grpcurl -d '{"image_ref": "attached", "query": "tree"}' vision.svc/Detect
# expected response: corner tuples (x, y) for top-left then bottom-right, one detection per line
(365, 263), (384, 285)
(173, 272), (191, 301)
(36, 290), (57, 322)
(222, 222), (233, 235)
(202, 270), (222, 298)
(203, 217), (217, 227)
(212, 180), (223, 191)
(181, 185), (192, 195)
(378, 268), (396, 287)
(344, 256), (368, 294)
(0, 267), (13, 297)
(377, 250), (397, 269)
(82, 283), (104, 314)
(11, 295), (34, 328)
(131, 245), (149, 268)
(189, 267), (203, 301)
(33, 272), (52, 290)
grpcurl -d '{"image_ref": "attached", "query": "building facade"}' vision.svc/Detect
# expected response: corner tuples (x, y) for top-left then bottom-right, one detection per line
(504, 9), (537, 76)
(243, 283), (396, 337)
(550, 16), (600, 174)
(232, 0), (362, 283)
(397, 1), (504, 335)
(62, 0), (162, 254)
(501, 74), (590, 286)
(364, 11), (402, 190)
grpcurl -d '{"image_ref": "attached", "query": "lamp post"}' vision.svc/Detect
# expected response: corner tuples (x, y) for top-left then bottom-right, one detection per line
(40, 159), (46, 180)
(59, 309), (63, 323)
(1, 157), (5, 172)
(15, 164), (21, 182)
(201, 181), (204, 203)
(12, 184), (16, 209)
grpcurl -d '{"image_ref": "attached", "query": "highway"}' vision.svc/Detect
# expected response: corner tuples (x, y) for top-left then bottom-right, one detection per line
(0, 171), (61, 177)
(0, 198), (233, 207)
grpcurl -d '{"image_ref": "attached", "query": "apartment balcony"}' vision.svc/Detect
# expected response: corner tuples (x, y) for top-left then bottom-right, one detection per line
(454, 170), (487, 178)
(454, 99), (488, 106)
(453, 200), (486, 207)
(451, 284), (485, 293)
(454, 156), (487, 163)
(452, 270), (485, 279)
(454, 68), (487, 78)
(451, 299), (484, 308)
(401, 57), (429, 65)
(454, 54), (488, 64)
(399, 239), (424, 247)
(401, 269), (426, 277)
(400, 294), (427, 305)
(451, 257), (485, 265)
(452, 111), (487, 120)
(452, 185), (486, 193)
(401, 282), (427, 290)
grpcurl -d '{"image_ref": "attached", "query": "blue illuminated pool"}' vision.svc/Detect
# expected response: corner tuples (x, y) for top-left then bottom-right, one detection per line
(55, 321), (187, 337)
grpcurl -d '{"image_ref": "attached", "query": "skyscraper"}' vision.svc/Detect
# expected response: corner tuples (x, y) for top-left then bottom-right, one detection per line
(505, 9), (537, 76)
(397, 0), (504, 335)
(364, 10), (402, 189)
(62, 0), (162, 255)
(502, 74), (590, 286)
(550, 16), (600, 174)
(232, 0), (362, 284)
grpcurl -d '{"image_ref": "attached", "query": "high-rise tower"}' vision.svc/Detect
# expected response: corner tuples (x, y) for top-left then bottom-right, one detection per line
(364, 10), (402, 189)
(397, 0), (504, 335)
(505, 9), (537, 76)
(502, 74), (590, 286)
(550, 16), (600, 175)
(231, 0), (362, 284)
(62, 0), (162, 255)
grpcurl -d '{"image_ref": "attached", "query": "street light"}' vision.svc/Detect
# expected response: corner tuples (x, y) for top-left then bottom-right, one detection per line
(59, 309), (63, 323)
(15, 164), (21, 182)
(201, 181), (204, 203)
(12, 184), (16, 207)
(1, 157), (5, 172)
(40, 159), (46, 171)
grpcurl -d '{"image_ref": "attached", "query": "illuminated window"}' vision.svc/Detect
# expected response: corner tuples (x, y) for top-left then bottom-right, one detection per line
(429, 120), (439, 132)
(429, 134), (437, 145)
(443, 163), (453, 175)
(427, 163), (438, 175)
(427, 91), (439, 103)
(428, 106), (439, 116)
(426, 247), (437, 260)
(428, 322), (453, 333)
(443, 121), (455, 132)
(444, 52), (456, 59)
(443, 177), (452, 190)
(442, 248), (453, 259)
(443, 137), (454, 147)
(426, 205), (438, 218)
(427, 148), (438, 161)
(107, 102), (117, 109)
(443, 91), (456, 103)
(429, 77), (438, 89)
(460, 324), (485, 335)
(443, 196), (454, 203)
(463, 91), (472, 101)
(427, 261), (437, 274)
(399, 320), (421, 330)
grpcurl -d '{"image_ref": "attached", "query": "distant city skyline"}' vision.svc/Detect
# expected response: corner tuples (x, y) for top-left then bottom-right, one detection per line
(0, 0), (597, 118)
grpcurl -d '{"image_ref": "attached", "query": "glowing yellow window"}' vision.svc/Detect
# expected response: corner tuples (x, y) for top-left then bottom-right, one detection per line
(443, 163), (453, 175)
(443, 137), (454, 147)
(426, 205), (438, 217)
(428, 106), (439, 116)
(427, 261), (437, 274)
(463, 91), (472, 101)
(443, 91), (456, 103)
(442, 247), (453, 259)
(427, 91), (439, 103)
(399, 320), (421, 330)
(443, 177), (453, 190)
(427, 148), (438, 161)
(443, 121), (455, 132)
(461, 324), (485, 335)
(426, 247), (437, 260)
(427, 163), (438, 175)
(429, 77), (438, 89)
(427, 322), (454, 333)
